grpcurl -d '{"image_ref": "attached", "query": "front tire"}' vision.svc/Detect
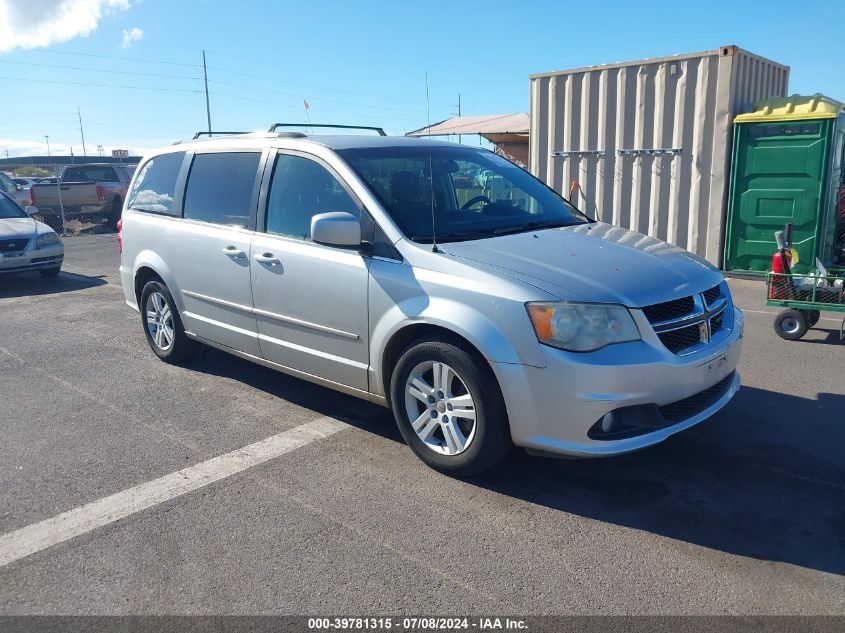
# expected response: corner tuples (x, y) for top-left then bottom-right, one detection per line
(140, 280), (198, 363)
(39, 266), (61, 278)
(774, 309), (808, 341)
(390, 338), (511, 476)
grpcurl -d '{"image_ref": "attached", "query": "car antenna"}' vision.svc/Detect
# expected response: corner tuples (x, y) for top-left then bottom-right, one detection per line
(425, 72), (439, 253)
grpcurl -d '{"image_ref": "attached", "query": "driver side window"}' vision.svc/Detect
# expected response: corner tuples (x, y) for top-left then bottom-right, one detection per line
(265, 154), (361, 241)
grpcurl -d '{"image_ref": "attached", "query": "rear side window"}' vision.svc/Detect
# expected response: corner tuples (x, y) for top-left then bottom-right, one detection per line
(183, 152), (261, 227)
(127, 152), (185, 216)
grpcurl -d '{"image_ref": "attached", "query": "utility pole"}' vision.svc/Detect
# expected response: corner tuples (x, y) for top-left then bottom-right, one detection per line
(97, 144), (104, 157)
(77, 107), (87, 157)
(44, 135), (51, 158)
(457, 94), (462, 145)
(202, 50), (212, 135)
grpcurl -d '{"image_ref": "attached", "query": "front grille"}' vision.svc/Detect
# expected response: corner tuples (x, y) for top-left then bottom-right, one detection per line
(659, 372), (736, 422)
(642, 283), (731, 355)
(0, 238), (29, 253)
(702, 284), (721, 306)
(658, 324), (704, 354)
(642, 296), (695, 323)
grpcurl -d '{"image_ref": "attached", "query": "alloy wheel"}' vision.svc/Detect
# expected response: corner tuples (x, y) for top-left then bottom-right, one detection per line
(404, 360), (477, 455)
(145, 291), (174, 351)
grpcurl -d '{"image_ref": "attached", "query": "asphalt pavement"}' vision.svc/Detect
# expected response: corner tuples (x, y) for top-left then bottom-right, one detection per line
(0, 235), (843, 615)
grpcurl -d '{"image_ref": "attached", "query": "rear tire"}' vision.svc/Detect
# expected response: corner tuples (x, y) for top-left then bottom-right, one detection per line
(390, 338), (511, 476)
(801, 309), (821, 328)
(39, 266), (61, 278)
(774, 309), (808, 341)
(139, 280), (198, 363)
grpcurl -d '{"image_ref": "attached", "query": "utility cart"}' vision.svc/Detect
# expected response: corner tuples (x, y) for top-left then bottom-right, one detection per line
(766, 269), (845, 341)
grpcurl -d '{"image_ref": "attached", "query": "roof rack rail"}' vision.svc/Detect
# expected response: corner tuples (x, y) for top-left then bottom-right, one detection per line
(191, 131), (248, 139)
(268, 123), (387, 136)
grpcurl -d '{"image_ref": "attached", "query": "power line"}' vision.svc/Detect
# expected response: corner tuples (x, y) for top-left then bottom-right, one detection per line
(2, 58), (436, 115)
(0, 74), (204, 93)
(207, 65), (453, 108)
(209, 91), (435, 124)
(207, 78), (427, 114)
(15, 48), (454, 113)
(0, 58), (200, 80)
(30, 48), (201, 68)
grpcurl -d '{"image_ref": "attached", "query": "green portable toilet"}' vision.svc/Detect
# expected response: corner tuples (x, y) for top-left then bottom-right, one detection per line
(725, 94), (845, 273)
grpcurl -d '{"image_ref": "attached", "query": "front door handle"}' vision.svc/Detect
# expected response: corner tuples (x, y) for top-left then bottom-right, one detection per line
(254, 252), (281, 266)
(222, 246), (247, 259)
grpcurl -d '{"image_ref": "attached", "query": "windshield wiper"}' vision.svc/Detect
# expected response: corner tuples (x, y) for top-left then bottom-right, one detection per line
(493, 220), (578, 236)
(410, 230), (494, 244)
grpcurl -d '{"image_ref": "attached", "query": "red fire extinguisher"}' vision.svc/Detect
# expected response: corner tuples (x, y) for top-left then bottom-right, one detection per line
(769, 223), (795, 299)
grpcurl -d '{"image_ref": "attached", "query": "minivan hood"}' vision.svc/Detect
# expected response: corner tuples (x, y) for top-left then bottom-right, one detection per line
(0, 217), (38, 238)
(438, 222), (723, 307)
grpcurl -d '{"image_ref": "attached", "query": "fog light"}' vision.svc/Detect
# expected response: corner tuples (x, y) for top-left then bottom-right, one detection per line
(587, 404), (663, 440)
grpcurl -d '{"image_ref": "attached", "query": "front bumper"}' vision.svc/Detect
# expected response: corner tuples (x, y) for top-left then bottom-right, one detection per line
(0, 243), (64, 273)
(496, 307), (744, 457)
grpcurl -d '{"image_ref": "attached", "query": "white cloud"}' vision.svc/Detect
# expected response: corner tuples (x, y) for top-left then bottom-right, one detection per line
(120, 26), (143, 48)
(0, 0), (134, 53)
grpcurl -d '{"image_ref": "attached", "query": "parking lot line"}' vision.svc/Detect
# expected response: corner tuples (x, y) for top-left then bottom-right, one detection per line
(0, 416), (349, 568)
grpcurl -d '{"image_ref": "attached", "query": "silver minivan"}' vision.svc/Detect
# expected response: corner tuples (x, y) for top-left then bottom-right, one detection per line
(119, 130), (743, 475)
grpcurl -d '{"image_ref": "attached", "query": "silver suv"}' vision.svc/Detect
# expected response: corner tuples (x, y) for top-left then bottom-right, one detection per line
(119, 130), (744, 475)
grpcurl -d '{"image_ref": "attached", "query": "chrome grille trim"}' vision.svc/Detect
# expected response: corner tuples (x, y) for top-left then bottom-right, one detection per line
(641, 284), (732, 355)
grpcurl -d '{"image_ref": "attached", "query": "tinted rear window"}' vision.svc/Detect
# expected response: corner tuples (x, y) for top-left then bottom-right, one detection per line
(63, 166), (119, 182)
(127, 152), (186, 216)
(183, 152), (261, 227)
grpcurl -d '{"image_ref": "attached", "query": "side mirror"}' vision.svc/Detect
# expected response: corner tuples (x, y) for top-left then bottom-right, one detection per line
(24, 205), (38, 216)
(311, 212), (362, 249)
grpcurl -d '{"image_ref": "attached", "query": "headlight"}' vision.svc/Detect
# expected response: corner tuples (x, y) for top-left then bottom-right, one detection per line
(526, 302), (641, 352)
(36, 232), (61, 248)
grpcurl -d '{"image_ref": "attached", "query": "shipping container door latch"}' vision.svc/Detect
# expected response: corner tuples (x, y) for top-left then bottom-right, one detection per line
(617, 148), (682, 157)
(551, 150), (606, 158)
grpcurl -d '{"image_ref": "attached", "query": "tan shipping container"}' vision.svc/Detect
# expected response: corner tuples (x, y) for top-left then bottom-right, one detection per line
(529, 45), (789, 266)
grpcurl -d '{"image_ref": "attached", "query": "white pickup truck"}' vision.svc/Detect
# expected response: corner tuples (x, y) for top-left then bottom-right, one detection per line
(29, 164), (134, 229)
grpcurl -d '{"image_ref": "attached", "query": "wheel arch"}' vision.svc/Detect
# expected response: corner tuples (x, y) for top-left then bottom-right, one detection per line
(374, 295), (540, 408)
(131, 251), (179, 311)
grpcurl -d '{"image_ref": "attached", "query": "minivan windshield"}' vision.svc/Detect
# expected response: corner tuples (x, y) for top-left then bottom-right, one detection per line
(338, 146), (590, 243)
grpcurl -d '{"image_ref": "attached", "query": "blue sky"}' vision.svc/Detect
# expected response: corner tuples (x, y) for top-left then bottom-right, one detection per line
(1, 0), (843, 157)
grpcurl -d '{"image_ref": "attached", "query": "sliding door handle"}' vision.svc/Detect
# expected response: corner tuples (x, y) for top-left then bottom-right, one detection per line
(254, 252), (281, 265)
(222, 246), (247, 259)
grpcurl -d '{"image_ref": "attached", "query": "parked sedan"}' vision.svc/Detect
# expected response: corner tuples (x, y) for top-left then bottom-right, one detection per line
(0, 192), (64, 277)
(0, 171), (31, 208)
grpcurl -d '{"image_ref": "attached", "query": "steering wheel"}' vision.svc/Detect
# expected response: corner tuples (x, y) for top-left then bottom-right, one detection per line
(461, 195), (492, 210)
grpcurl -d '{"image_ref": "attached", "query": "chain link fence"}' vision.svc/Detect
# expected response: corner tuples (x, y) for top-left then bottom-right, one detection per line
(26, 163), (137, 236)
